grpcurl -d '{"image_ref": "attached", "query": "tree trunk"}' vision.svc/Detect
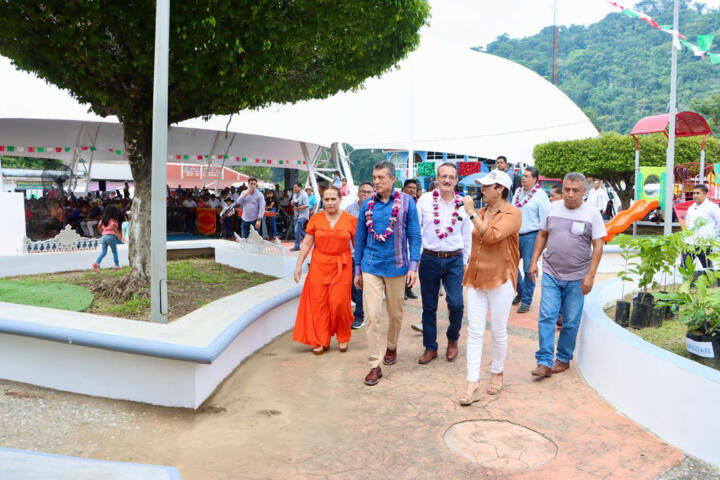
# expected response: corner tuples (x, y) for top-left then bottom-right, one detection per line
(608, 175), (634, 211)
(95, 120), (154, 300)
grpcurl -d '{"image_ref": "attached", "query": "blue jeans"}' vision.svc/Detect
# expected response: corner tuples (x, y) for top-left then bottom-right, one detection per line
(517, 231), (538, 306)
(419, 253), (464, 351)
(240, 219), (255, 238)
(352, 260), (364, 322)
(96, 234), (119, 267)
(266, 208), (278, 237)
(294, 218), (307, 249)
(223, 217), (233, 239)
(535, 273), (585, 367)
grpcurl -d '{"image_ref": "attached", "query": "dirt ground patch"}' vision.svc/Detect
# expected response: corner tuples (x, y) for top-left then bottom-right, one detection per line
(7, 258), (276, 322)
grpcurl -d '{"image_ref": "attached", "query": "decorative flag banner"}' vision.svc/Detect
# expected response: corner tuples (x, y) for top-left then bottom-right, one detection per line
(416, 161), (436, 177)
(458, 161), (482, 176)
(607, 1), (719, 65)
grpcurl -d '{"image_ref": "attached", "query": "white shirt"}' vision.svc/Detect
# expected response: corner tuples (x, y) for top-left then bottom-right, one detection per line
(416, 191), (472, 264)
(208, 198), (221, 208)
(585, 187), (609, 212)
(182, 199), (197, 208)
(685, 199), (720, 245)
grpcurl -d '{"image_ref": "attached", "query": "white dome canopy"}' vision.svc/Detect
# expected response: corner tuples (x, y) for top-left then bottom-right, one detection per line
(182, 37), (598, 163)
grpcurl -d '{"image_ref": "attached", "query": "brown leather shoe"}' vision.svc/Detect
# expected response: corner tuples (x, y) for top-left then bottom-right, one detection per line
(551, 360), (570, 374)
(364, 367), (383, 386)
(418, 349), (438, 364)
(383, 348), (397, 365)
(531, 365), (552, 377)
(446, 340), (459, 362)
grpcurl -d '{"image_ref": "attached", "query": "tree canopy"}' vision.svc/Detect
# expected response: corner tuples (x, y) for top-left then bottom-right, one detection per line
(0, 1), (429, 294)
(486, 0), (720, 134)
(534, 132), (720, 208)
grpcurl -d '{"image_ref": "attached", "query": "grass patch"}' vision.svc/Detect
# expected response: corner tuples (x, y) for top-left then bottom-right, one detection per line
(604, 288), (720, 371)
(6, 258), (276, 322)
(0, 280), (93, 312)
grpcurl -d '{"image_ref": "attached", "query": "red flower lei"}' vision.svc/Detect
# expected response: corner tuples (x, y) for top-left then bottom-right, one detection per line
(514, 184), (541, 208)
(365, 189), (402, 242)
(432, 190), (463, 239)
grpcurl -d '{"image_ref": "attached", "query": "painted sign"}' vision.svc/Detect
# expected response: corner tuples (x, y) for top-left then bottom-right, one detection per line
(637, 166), (666, 209)
(685, 337), (716, 358)
(182, 165), (202, 178)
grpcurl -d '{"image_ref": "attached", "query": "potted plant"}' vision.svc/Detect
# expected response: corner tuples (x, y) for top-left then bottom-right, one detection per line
(657, 259), (720, 361)
(614, 235), (634, 327)
(628, 236), (666, 329)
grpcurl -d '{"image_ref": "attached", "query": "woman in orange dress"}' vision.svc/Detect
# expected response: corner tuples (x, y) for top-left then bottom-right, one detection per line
(293, 186), (357, 354)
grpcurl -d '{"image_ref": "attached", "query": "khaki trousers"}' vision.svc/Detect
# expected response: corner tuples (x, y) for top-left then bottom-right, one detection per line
(362, 273), (406, 368)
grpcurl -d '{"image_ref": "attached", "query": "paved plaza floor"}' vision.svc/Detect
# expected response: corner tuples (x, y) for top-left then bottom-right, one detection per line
(0, 273), (718, 479)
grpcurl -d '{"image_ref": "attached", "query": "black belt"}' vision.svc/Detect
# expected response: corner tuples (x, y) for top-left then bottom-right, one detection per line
(422, 249), (461, 258)
(519, 230), (539, 236)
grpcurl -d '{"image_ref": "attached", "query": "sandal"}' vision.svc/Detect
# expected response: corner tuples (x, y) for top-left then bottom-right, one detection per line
(487, 372), (504, 395)
(338, 342), (349, 353)
(458, 384), (481, 406)
(312, 346), (327, 355)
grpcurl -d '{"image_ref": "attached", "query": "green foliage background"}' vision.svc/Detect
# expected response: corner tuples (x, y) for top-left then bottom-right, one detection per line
(485, 0), (720, 134)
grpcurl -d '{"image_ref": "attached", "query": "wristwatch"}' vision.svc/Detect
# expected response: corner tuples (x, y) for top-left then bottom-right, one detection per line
(469, 213), (477, 220)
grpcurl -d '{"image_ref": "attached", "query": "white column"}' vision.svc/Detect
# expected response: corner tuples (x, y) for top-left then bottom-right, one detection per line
(150, 0), (170, 323)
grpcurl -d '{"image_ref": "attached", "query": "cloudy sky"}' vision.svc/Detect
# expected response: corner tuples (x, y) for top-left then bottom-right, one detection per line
(1, 0), (718, 121)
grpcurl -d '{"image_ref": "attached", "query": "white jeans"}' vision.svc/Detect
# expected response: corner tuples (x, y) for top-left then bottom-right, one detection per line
(465, 279), (515, 381)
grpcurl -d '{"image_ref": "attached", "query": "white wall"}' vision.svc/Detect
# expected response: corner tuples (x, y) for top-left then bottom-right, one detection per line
(577, 279), (720, 468)
(0, 192), (25, 255)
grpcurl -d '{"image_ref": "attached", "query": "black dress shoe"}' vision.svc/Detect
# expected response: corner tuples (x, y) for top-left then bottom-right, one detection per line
(405, 288), (418, 300)
(512, 295), (521, 305)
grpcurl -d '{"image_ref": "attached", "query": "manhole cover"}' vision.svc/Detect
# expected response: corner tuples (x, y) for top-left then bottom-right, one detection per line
(444, 420), (557, 470)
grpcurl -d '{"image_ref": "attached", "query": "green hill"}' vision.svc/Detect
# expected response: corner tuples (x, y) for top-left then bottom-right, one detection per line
(484, 0), (720, 133)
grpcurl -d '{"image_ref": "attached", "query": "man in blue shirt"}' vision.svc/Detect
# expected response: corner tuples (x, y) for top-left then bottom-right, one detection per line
(305, 187), (318, 215)
(512, 166), (550, 313)
(354, 161), (421, 386)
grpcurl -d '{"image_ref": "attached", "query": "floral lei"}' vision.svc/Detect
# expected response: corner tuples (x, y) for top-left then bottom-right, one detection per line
(432, 190), (463, 239)
(514, 183), (541, 208)
(365, 189), (402, 242)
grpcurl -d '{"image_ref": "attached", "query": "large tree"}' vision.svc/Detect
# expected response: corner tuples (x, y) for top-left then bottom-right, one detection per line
(534, 132), (720, 209)
(0, 1), (429, 295)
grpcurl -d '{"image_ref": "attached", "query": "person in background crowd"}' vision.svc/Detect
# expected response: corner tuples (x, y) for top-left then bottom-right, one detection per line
(81, 200), (102, 237)
(512, 166), (550, 314)
(345, 181), (375, 329)
(683, 184), (720, 270)
(220, 197), (236, 240)
(550, 184), (563, 202)
(265, 189), (279, 240)
(402, 178), (420, 300)
(415, 163), (472, 365)
(529, 172), (606, 378)
(306, 187), (318, 215)
(123, 182), (131, 199)
(120, 212), (130, 244)
(340, 177), (349, 197)
(354, 161), (421, 386)
(458, 170), (521, 404)
(289, 182), (310, 251)
(235, 178), (266, 238)
(332, 171), (342, 188)
(182, 193), (197, 234)
(495, 155), (521, 198)
(208, 194), (221, 209)
(92, 206), (122, 272)
(176, 184), (184, 199)
(292, 186), (357, 354)
(585, 179), (610, 220)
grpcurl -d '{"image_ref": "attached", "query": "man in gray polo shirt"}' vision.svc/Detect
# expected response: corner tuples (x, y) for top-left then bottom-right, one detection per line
(235, 178), (266, 238)
(527, 172), (606, 377)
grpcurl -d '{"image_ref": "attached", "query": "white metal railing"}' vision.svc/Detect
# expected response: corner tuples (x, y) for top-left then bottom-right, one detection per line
(24, 225), (99, 254)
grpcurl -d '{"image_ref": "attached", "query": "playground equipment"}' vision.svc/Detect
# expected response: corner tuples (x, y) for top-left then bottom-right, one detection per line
(603, 199), (659, 242)
(621, 111), (713, 237)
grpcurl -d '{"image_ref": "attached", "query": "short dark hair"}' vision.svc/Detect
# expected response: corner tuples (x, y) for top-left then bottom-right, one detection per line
(373, 160), (396, 178)
(359, 182), (373, 190)
(248, 178), (257, 183)
(525, 166), (540, 180)
(294, 182), (303, 189)
(694, 184), (709, 193)
(496, 155), (507, 163)
(499, 185), (509, 200)
(551, 184), (563, 195)
(403, 179), (418, 188)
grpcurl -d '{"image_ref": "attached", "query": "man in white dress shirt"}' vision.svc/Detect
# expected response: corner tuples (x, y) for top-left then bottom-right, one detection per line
(683, 184), (720, 270)
(415, 162), (472, 364)
(585, 179), (610, 219)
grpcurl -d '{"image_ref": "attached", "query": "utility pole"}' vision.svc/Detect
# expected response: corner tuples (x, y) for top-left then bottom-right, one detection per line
(552, 0), (559, 85)
(664, 0), (680, 237)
